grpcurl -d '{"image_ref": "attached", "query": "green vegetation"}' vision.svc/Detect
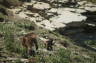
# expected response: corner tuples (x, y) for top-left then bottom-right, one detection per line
(86, 0), (96, 3)
(0, 0), (22, 8)
(50, 49), (71, 63)
(0, 14), (96, 63)
(0, 13), (6, 19)
(0, 20), (36, 55)
(14, 59), (23, 63)
(85, 40), (96, 48)
(0, 0), (96, 63)
(30, 49), (71, 63)
(80, 0), (96, 3)
(4, 0), (20, 4)
(0, 19), (71, 63)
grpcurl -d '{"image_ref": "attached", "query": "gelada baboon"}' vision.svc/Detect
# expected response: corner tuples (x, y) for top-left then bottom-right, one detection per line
(21, 32), (38, 56)
(44, 37), (54, 51)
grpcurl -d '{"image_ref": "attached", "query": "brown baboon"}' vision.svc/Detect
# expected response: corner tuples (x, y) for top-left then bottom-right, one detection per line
(21, 32), (38, 56)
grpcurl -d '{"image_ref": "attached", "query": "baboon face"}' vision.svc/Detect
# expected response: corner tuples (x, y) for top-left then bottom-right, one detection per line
(30, 33), (37, 38)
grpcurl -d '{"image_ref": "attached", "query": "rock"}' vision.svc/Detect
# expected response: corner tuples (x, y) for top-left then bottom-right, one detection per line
(27, 2), (51, 11)
(33, 2), (51, 10)
(63, 0), (78, 7)
(55, 22), (84, 36)
(81, 11), (96, 33)
(24, 25), (35, 30)
(27, 5), (41, 13)
(60, 41), (69, 48)
(21, 0), (31, 2)
(28, 57), (37, 63)
(6, 10), (14, 18)
(66, 22), (84, 29)
(15, 9), (23, 14)
(78, 1), (87, 6)
(83, 23), (96, 33)
(82, 11), (96, 22)
(6, 57), (28, 62)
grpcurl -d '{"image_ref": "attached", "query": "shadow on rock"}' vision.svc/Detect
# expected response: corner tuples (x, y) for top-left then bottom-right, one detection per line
(55, 21), (96, 52)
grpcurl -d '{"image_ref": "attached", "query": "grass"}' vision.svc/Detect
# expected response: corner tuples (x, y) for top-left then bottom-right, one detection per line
(0, 0), (96, 63)
(0, 19), (72, 63)
(0, 4), (7, 18)
(1, 0), (22, 8)
(14, 59), (23, 63)
(87, 0), (96, 3)
(81, 0), (96, 3)
(0, 19), (96, 63)
(85, 40), (96, 48)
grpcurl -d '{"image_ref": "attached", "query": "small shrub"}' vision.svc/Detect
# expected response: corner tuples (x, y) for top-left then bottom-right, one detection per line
(4, 32), (15, 52)
(14, 59), (23, 63)
(85, 40), (96, 48)
(45, 49), (71, 63)
(3, 0), (22, 8)
(56, 49), (71, 63)
(16, 20), (36, 31)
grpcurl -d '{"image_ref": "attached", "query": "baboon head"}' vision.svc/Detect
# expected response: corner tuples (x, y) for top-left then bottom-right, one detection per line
(30, 32), (37, 39)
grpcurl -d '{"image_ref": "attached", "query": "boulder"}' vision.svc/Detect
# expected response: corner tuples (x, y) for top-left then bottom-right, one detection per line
(27, 2), (51, 11)
(27, 5), (41, 13)
(33, 2), (51, 10)
(82, 11), (96, 33)
(83, 23), (96, 33)
(6, 10), (14, 17)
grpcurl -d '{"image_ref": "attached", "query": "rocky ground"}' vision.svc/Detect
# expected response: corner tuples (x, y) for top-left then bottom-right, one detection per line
(0, 0), (96, 63)
(9, 0), (96, 30)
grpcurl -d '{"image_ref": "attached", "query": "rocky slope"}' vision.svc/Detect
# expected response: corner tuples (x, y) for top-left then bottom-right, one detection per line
(8, 0), (96, 31)
(0, 0), (96, 63)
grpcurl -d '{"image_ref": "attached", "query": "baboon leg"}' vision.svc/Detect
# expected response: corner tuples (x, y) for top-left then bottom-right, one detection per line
(33, 39), (38, 50)
(28, 47), (36, 57)
(44, 43), (47, 48)
(47, 45), (53, 51)
(31, 50), (36, 57)
(47, 45), (50, 51)
(28, 48), (31, 56)
(50, 46), (53, 51)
